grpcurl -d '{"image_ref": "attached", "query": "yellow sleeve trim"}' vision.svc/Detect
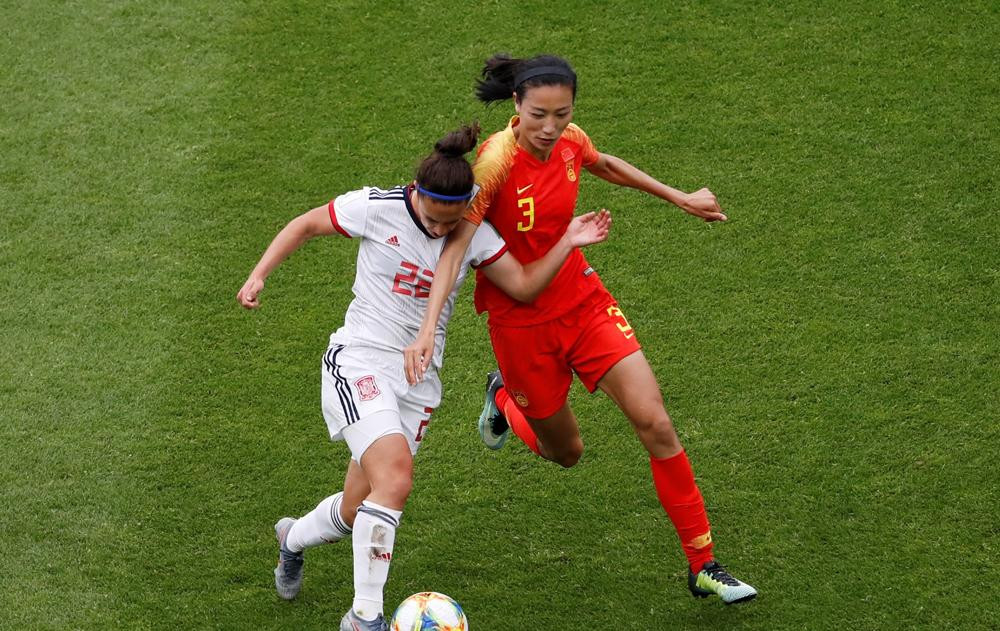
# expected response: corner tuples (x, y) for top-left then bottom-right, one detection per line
(467, 125), (518, 224)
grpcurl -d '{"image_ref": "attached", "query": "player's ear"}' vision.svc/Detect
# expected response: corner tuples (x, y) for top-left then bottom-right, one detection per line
(513, 93), (521, 114)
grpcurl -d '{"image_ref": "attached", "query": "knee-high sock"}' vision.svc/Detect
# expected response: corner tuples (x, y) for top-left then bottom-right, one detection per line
(285, 491), (353, 553)
(649, 451), (714, 572)
(351, 500), (402, 621)
(496, 386), (541, 456)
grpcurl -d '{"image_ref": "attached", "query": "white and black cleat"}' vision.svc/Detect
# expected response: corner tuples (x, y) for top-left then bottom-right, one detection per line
(477, 370), (509, 450)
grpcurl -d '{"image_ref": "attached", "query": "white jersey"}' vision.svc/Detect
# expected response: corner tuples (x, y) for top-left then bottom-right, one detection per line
(326, 185), (507, 372)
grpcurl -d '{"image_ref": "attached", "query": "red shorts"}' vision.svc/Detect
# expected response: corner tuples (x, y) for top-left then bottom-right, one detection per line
(488, 288), (642, 418)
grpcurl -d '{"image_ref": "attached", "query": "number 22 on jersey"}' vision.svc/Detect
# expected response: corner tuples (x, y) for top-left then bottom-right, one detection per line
(392, 261), (434, 298)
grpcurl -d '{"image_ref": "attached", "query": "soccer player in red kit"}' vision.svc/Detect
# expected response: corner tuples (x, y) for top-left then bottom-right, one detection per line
(403, 54), (757, 605)
(238, 124), (611, 631)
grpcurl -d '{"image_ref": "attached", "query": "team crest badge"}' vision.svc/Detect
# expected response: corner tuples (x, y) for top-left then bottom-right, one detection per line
(565, 160), (576, 182)
(512, 391), (530, 407)
(355, 375), (381, 401)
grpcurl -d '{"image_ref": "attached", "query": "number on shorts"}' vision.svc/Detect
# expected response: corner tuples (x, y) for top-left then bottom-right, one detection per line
(415, 419), (429, 442)
(415, 406), (433, 442)
(607, 305), (635, 339)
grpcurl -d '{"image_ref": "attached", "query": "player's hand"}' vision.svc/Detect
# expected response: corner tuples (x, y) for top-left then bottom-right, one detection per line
(403, 331), (434, 385)
(680, 188), (728, 222)
(566, 209), (611, 248)
(237, 276), (265, 309)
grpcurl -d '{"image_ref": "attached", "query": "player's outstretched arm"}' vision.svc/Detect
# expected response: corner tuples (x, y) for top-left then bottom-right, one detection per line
(482, 209), (611, 304)
(585, 152), (728, 222)
(403, 219), (478, 384)
(236, 205), (336, 309)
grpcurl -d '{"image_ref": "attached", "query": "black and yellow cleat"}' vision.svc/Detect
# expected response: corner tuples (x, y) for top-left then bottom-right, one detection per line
(688, 560), (757, 605)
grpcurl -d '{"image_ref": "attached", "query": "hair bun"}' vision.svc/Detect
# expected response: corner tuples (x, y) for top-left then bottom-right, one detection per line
(414, 123), (480, 202)
(434, 122), (481, 158)
(434, 144), (465, 158)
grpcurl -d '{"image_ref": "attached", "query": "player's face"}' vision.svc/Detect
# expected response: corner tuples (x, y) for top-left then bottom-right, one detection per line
(416, 196), (466, 238)
(514, 83), (575, 161)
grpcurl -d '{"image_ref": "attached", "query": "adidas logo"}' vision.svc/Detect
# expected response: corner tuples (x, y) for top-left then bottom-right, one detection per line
(385, 235), (400, 247)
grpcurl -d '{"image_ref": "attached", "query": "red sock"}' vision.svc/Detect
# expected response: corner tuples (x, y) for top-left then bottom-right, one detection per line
(495, 387), (541, 456)
(649, 450), (714, 573)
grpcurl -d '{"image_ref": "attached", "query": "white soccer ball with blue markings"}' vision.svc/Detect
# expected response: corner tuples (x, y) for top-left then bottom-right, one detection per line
(390, 591), (468, 630)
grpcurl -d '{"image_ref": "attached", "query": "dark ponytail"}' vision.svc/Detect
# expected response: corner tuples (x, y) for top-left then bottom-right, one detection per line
(475, 53), (577, 104)
(415, 122), (480, 203)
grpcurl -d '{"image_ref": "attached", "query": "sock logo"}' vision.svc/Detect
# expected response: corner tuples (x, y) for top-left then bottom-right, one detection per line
(689, 531), (713, 550)
(370, 549), (392, 562)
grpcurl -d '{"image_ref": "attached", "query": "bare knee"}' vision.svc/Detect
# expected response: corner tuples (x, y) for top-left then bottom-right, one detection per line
(367, 459), (413, 508)
(382, 473), (413, 503)
(547, 438), (584, 468)
(632, 410), (682, 458)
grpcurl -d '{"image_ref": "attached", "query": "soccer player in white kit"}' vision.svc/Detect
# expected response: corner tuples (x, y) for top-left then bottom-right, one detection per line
(236, 124), (611, 631)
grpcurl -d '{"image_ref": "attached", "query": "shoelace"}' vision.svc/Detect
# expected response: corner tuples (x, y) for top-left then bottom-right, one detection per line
(278, 532), (303, 566)
(279, 547), (303, 565)
(704, 563), (740, 586)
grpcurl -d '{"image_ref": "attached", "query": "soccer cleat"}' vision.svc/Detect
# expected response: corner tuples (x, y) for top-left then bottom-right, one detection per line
(688, 560), (757, 605)
(274, 517), (304, 600)
(477, 370), (509, 450)
(339, 609), (389, 631)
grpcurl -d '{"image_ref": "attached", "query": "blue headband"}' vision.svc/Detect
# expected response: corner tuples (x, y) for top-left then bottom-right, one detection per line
(514, 65), (574, 88)
(417, 184), (480, 203)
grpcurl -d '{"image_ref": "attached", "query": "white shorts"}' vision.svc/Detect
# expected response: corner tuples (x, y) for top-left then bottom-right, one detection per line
(320, 343), (441, 460)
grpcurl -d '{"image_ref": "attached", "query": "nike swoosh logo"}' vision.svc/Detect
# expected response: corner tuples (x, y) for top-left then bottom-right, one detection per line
(516, 184), (533, 195)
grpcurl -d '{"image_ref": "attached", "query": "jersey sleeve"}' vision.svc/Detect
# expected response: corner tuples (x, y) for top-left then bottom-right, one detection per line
(563, 123), (600, 166)
(468, 221), (508, 269)
(328, 188), (369, 238)
(466, 128), (518, 226)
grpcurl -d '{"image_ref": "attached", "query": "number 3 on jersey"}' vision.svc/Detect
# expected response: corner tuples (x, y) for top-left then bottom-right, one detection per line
(517, 196), (535, 231)
(392, 261), (434, 298)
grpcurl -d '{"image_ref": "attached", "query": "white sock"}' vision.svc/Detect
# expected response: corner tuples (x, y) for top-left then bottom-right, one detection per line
(351, 500), (402, 621)
(285, 491), (352, 553)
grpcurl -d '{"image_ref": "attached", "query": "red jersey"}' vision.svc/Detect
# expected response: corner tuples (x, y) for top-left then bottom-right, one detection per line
(466, 116), (604, 326)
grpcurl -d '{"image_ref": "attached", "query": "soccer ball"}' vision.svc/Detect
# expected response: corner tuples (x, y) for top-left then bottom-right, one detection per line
(390, 591), (469, 630)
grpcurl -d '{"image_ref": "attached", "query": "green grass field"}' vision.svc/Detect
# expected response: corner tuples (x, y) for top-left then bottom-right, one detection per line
(2, 1), (997, 629)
